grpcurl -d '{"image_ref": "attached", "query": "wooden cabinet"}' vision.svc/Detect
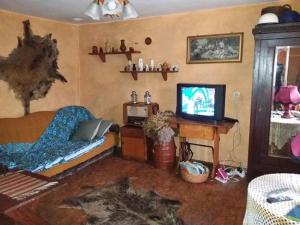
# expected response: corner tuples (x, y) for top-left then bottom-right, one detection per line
(121, 126), (150, 161)
(248, 23), (300, 181)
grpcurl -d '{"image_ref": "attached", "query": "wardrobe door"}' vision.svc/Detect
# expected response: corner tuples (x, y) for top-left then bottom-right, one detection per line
(248, 28), (300, 180)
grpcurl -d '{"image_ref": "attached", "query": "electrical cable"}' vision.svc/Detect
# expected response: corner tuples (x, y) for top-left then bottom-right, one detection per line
(219, 95), (245, 180)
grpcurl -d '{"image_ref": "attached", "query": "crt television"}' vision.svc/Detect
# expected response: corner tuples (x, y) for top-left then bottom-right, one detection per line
(176, 83), (226, 122)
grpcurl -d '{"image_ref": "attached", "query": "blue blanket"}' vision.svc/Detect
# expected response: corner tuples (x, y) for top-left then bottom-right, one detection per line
(0, 106), (105, 172)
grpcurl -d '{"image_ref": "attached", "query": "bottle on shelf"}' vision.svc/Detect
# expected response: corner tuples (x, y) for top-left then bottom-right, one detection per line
(144, 91), (151, 104)
(145, 64), (149, 71)
(131, 91), (138, 104)
(150, 59), (155, 71)
(128, 60), (132, 71)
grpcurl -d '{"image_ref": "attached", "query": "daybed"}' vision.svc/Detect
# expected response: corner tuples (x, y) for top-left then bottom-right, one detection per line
(0, 106), (118, 178)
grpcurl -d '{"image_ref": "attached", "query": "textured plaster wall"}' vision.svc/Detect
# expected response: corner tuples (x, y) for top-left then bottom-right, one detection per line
(0, 10), (80, 117)
(78, 0), (300, 166)
(0, 0), (299, 167)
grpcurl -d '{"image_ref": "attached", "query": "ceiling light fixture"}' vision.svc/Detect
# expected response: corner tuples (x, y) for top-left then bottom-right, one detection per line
(102, 0), (123, 17)
(84, 0), (138, 21)
(84, 0), (103, 20)
(123, 0), (138, 20)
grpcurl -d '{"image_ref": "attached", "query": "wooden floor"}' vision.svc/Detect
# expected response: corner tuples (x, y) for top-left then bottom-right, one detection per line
(4, 156), (247, 225)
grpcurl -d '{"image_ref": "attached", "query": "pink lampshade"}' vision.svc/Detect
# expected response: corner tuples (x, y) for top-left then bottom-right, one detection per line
(275, 85), (300, 104)
(291, 133), (300, 157)
(274, 85), (300, 118)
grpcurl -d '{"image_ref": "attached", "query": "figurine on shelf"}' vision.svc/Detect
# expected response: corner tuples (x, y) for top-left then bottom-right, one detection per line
(145, 64), (149, 72)
(129, 47), (134, 52)
(120, 40), (127, 52)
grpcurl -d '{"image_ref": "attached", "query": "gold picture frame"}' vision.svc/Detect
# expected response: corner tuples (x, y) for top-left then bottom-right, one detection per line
(187, 33), (243, 64)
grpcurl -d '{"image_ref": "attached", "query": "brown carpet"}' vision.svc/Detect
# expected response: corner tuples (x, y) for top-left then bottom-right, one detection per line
(27, 156), (247, 225)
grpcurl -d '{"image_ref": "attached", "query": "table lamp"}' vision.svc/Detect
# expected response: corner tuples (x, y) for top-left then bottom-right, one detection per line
(274, 85), (300, 118)
(291, 133), (300, 157)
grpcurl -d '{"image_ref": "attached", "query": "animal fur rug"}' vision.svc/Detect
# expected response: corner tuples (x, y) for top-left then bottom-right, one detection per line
(0, 20), (67, 115)
(61, 178), (183, 225)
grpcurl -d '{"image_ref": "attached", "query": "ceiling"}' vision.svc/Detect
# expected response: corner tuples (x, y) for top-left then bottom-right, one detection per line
(0, 0), (278, 24)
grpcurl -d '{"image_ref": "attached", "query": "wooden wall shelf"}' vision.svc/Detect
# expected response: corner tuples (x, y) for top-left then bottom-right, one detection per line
(120, 70), (178, 81)
(88, 49), (141, 62)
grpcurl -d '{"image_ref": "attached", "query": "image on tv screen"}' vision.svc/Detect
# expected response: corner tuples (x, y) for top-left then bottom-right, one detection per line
(181, 87), (215, 116)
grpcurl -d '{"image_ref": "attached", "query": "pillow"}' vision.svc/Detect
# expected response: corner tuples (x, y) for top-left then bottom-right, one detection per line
(96, 120), (113, 137)
(71, 119), (102, 142)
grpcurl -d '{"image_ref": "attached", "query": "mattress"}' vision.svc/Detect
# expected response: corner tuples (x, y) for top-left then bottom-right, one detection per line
(32, 137), (105, 172)
(39, 132), (117, 177)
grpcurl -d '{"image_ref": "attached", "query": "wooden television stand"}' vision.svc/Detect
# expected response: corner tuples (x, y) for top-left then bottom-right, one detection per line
(171, 117), (236, 178)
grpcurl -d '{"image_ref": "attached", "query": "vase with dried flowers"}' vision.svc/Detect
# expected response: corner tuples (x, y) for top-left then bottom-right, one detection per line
(142, 110), (176, 170)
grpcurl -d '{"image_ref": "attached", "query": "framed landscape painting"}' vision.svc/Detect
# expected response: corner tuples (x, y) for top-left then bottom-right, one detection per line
(186, 33), (243, 64)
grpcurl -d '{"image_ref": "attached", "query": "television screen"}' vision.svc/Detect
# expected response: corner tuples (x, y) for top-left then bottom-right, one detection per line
(177, 83), (226, 122)
(181, 87), (215, 116)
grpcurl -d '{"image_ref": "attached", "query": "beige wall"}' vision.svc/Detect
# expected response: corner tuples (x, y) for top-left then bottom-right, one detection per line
(0, 10), (80, 117)
(0, 0), (299, 167)
(78, 0), (300, 166)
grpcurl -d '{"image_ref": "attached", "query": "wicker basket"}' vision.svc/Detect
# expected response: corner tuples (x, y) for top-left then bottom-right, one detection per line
(180, 167), (209, 183)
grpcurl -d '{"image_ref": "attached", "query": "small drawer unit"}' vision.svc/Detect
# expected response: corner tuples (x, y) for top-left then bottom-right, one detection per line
(121, 125), (149, 161)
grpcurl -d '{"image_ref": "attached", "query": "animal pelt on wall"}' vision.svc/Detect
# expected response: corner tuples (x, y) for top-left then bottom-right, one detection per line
(0, 20), (67, 115)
